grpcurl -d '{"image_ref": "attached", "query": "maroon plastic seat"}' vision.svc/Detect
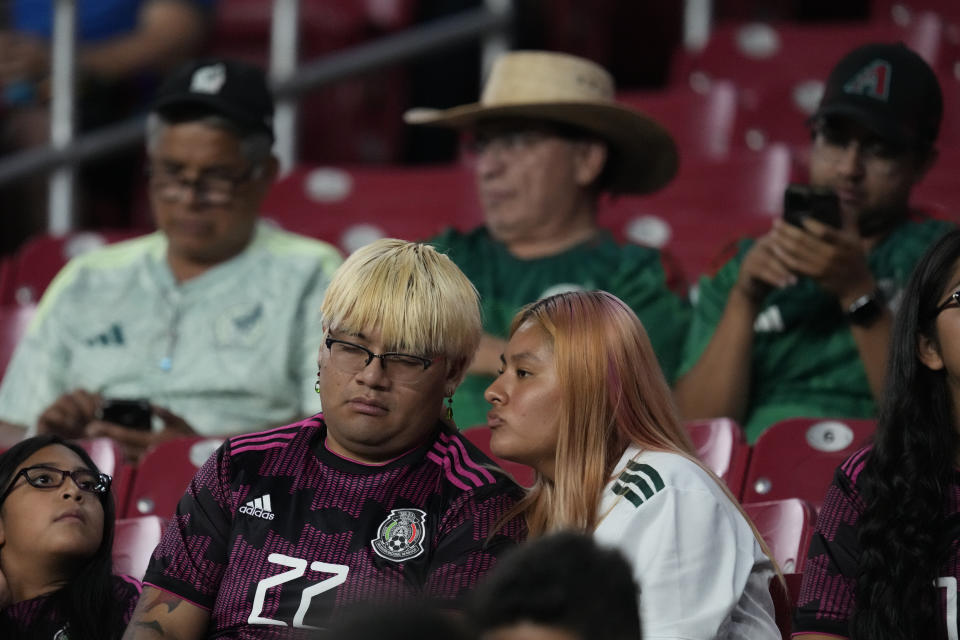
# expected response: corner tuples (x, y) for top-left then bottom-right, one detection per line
(618, 81), (739, 159)
(742, 416), (877, 510)
(745, 498), (816, 574)
(673, 15), (946, 150)
(685, 417), (751, 499)
(0, 229), (145, 306)
(262, 164), (482, 252)
(76, 437), (135, 519)
(123, 436), (225, 519)
(113, 515), (166, 580)
(598, 144), (794, 278)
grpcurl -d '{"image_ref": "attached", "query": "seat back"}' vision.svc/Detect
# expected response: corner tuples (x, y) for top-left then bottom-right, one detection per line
(744, 498), (816, 574)
(0, 304), (36, 378)
(1, 230), (145, 306)
(113, 515), (166, 580)
(263, 165), (482, 252)
(685, 417), (750, 498)
(124, 436), (224, 519)
(618, 81), (739, 159)
(76, 437), (134, 517)
(461, 426), (536, 488)
(742, 417), (877, 509)
(599, 145), (793, 278)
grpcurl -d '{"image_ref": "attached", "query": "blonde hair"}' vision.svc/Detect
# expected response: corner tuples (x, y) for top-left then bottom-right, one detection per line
(320, 239), (482, 370)
(506, 291), (776, 574)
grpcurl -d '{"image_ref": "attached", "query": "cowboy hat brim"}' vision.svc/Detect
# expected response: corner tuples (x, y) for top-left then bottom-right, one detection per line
(404, 101), (678, 194)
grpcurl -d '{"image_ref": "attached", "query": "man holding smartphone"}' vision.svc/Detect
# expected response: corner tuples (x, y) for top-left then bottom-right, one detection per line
(0, 59), (342, 458)
(674, 43), (953, 442)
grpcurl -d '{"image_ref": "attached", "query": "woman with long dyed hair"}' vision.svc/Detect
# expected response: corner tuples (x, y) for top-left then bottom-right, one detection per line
(485, 290), (779, 639)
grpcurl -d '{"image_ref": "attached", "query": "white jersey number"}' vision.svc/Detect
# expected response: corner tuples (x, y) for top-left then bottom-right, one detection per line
(248, 553), (350, 629)
(938, 576), (958, 640)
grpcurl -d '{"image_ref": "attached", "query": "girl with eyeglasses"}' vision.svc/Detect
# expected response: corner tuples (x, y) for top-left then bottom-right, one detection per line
(0, 434), (140, 639)
(795, 228), (960, 639)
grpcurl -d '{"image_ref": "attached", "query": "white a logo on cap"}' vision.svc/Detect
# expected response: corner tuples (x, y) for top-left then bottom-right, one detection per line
(190, 63), (227, 95)
(843, 59), (892, 101)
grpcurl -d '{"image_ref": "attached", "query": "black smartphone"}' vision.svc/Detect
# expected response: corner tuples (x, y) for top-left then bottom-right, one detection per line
(97, 398), (153, 431)
(783, 184), (842, 229)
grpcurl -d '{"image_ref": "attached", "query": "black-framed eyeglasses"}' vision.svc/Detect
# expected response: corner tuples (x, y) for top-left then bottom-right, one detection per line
(0, 465), (111, 503)
(146, 163), (259, 206)
(324, 337), (435, 383)
(934, 290), (960, 317)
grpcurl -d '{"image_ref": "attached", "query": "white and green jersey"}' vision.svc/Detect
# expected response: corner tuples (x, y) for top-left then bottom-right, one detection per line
(0, 221), (342, 436)
(594, 446), (780, 640)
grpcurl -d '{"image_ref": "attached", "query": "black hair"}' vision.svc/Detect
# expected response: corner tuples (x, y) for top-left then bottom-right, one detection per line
(469, 531), (642, 640)
(317, 601), (476, 640)
(851, 229), (960, 639)
(0, 435), (123, 640)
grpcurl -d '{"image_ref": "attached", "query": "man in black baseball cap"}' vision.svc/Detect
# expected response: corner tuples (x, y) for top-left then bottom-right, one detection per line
(675, 42), (953, 443)
(812, 42), (942, 155)
(0, 57), (343, 459)
(152, 58), (275, 141)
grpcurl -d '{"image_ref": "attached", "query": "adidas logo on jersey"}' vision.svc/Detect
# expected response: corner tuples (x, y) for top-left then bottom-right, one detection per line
(239, 494), (276, 520)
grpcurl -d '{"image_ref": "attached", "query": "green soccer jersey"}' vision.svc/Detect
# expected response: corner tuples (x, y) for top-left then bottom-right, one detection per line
(431, 226), (691, 429)
(679, 216), (953, 442)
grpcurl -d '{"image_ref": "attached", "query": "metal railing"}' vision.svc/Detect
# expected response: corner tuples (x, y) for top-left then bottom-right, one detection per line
(0, 1), (514, 232)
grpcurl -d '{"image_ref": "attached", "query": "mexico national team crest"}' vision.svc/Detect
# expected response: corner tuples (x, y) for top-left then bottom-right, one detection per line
(371, 508), (427, 561)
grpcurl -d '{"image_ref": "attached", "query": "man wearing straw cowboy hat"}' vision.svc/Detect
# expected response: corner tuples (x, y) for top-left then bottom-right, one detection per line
(406, 50), (690, 430)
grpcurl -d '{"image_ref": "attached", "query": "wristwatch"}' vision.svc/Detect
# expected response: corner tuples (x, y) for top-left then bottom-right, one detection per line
(844, 288), (886, 327)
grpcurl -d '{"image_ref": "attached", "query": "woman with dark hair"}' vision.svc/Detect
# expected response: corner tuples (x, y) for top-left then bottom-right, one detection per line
(0, 434), (140, 639)
(794, 228), (960, 639)
(484, 290), (780, 639)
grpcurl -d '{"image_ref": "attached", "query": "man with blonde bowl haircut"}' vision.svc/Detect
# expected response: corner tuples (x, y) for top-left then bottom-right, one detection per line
(123, 239), (527, 639)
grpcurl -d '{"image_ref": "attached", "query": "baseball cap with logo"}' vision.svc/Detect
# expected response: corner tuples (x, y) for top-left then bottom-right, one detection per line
(152, 59), (275, 141)
(811, 42), (942, 150)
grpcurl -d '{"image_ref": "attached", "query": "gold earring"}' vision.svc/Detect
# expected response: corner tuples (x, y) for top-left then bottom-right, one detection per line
(444, 395), (454, 422)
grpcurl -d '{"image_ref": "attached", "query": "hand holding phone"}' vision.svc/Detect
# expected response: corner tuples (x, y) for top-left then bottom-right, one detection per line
(96, 398), (153, 431)
(783, 184), (842, 229)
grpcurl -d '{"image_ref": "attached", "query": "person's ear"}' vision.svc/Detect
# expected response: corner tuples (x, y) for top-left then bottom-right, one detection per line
(573, 141), (608, 188)
(918, 333), (944, 371)
(444, 357), (469, 392)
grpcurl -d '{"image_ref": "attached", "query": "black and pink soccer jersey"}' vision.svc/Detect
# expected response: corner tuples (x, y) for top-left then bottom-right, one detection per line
(0, 574), (140, 638)
(142, 415), (526, 637)
(794, 446), (960, 637)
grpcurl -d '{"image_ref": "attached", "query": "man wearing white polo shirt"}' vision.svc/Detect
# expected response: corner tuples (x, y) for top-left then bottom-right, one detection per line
(0, 59), (342, 458)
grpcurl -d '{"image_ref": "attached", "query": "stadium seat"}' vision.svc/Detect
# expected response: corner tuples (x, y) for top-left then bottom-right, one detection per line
(461, 426), (536, 488)
(0, 304), (35, 377)
(113, 515), (166, 580)
(618, 81), (739, 159)
(77, 437), (134, 518)
(673, 15), (946, 149)
(124, 436), (224, 519)
(685, 417), (750, 498)
(745, 498), (816, 573)
(0, 229), (146, 306)
(262, 164), (482, 253)
(741, 416), (877, 509)
(598, 144), (794, 278)
(673, 15), (943, 91)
